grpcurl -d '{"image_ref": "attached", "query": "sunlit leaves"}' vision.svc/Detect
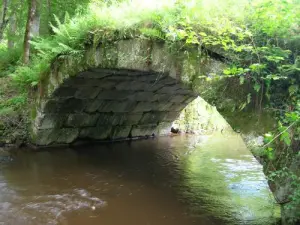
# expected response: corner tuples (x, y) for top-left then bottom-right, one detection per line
(278, 122), (292, 146)
(223, 66), (246, 76)
(285, 112), (300, 123)
(289, 85), (299, 96)
(249, 63), (266, 73)
(253, 82), (261, 92)
(248, 0), (299, 38)
(264, 132), (274, 144)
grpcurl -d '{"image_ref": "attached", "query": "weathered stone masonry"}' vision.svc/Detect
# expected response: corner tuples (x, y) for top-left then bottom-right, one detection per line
(31, 39), (209, 145)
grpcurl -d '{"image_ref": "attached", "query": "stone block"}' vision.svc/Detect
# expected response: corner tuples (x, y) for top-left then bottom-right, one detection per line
(145, 82), (165, 92)
(131, 125), (158, 137)
(152, 93), (170, 102)
(176, 88), (194, 95)
(97, 113), (127, 126)
(139, 112), (166, 124)
(95, 43), (118, 68)
(35, 113), (66, 129)
(77, 70), (111, 79)
(136, 74), (162, 82)
(106, 75), (134, 81)
(117, 39), (151, 71)
(56, 128), (79, 143)
(169, 103), (187, 112)
(41, 99), (61, 113)
(97, 101), (137, 113)
(128, 92), (154, 102)
(75, 86), (102, 99)
(111, 126), (132, 139)
(157, 76), (178, 86)
(33, 129), (55, 145)
(169, 61), (182, 80)
(62, 77), (95, 87)
(52, 87), (77, 98)
(157, 85), (180, 94)
(91, 69), (127, 76)
(115, 81), (133, 90)
(151, 42), (172, 73)
(156, 102), (173, 111)
(132, 102), (155, 112)
(59, 98), (86, 113)
(165, 111), (181, 121)
(79, 126), (112, 139)
(97, 90), (134, 100)
(184, 96), (197, 104)
(85, 100), (103, 113)
(65, 113), (99, 127)
(116, 81), (148, 91)
(33, 128), (79, 145)
(170, 95), (188, 103)
(49, 71), (61, 91)
(124, 113), (143, 125)
(98, 80), (118, 89)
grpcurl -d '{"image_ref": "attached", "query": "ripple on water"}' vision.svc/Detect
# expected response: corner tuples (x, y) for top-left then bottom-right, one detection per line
(0, 188), (106, 225)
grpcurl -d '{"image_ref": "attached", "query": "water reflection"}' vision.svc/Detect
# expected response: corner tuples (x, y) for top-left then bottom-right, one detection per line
(0, 133), (279, 225)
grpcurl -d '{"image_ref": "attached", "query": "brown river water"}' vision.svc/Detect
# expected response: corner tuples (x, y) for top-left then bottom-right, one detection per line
(0, 133), (280, 225)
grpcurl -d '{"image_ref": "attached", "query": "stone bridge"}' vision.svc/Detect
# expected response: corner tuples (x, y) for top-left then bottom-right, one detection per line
(31, 38), (225, 145)
(29, 37), (295, 224)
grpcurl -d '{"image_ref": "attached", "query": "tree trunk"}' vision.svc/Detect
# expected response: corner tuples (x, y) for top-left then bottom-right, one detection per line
(7, 12), (16, 48)
(30, 0), (39, 36)
(46, 0), (51, 34)
(23, 0), (38, 64)
(0, 0), (9, 40)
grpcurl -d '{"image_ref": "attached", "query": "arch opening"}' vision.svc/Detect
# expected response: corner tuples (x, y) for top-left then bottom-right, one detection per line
(32, 68), (197, 145)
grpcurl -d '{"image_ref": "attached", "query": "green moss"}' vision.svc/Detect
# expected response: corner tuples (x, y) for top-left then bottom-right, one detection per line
(31, 106), (37, 121)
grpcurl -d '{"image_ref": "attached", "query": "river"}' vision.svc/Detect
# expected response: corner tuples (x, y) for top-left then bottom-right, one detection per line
(0, 133), (280, 225)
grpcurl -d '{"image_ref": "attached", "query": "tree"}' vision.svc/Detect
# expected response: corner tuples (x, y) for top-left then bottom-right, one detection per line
(23, 0), (39, 64)
(7, 9), (16, 48)
(0, 0), (9, 41)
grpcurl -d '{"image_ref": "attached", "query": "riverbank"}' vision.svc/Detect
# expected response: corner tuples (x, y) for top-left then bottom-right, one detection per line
(0, 76), (30, 148)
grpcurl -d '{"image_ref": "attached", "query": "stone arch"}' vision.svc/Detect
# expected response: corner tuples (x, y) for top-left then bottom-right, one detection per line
(31, 38), (214, 145)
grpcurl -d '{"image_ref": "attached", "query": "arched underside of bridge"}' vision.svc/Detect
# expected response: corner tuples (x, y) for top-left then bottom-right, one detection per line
(33, 68), (197, 145)
(32, 39), (223, 145)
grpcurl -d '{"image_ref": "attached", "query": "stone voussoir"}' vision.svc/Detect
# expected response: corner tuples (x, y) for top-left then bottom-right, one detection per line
(75, 86), (102, 99)
(97, 100), (137, 113)
(132, 102), (155, 112)
(97, 90), (135, 100)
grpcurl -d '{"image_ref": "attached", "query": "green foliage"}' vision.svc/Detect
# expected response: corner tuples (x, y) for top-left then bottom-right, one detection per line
(268, 167), (300, 224)
(0, 43), (22, 77)
(248, 0), (300, 38)
(0, 95), (26, 114)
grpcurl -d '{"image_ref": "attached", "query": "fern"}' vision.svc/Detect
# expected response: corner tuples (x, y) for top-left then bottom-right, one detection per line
(140, 28), (166, 40)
